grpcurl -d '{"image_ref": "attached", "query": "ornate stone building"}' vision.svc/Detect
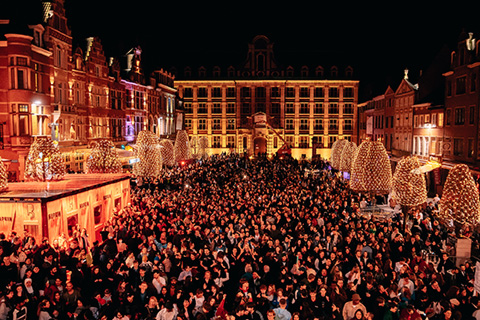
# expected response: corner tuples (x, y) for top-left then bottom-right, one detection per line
(174, 35), (359, 159)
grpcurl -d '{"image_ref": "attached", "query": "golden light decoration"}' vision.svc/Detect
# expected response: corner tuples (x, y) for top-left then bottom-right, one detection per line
(159, 139), (175, 167)
(350, 140), (392, 194)
(339, 141), (357, 173)
(0, 157), (8, 191)
(174, 130), (193, 163)
(330, 139), (348, 170)
(25, 137), (65, 181)
(197, 136), (209, 160)
(85, 139), (122, 174)
(392, 156), (427, 207)
(438, 164), (480, 225)
(133, 130), (162, 178)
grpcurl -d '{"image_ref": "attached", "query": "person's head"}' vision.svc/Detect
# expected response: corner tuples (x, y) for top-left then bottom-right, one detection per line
(354, 309), (365, 319)
(352, 293), (361, 305)
(266, 309), (276, 320)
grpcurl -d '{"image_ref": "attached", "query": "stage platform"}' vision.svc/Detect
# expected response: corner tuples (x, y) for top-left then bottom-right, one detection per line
(0, 174), (131, 243)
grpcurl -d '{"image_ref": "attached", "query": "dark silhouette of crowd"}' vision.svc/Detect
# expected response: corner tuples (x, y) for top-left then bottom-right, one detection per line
(1, 153), (479, 320)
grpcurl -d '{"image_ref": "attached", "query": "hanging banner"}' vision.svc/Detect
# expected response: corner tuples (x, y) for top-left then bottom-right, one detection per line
(47, 200), (63, 243)
(0, 206), (15, 234)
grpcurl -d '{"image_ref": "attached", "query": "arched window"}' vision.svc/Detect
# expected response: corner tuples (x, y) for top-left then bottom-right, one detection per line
(286, 66), (294, 77)
(301, 66), (309, 77)
(315, 66), (324, 78)
(330, 66), (338, 78)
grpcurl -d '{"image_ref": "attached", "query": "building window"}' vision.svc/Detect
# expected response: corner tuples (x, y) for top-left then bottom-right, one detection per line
(213, 136), (221, 148)
(314, 87), (324, 98)
(456, 76), (466, 95)
(18, 104), (29, 113)
(212, 103), (221, 114)
(227, 87), (235, 97)
(197, 87), (207, 98)
(468, 139), (474, 158)
(344, 119), (353, 131)
(271, 103), (280, 114)
(198, 103), (207, 114)
(227, 136), (235, 148)
(185, 119), (192, 130)
(226, 103), (235, 114)
(227, 119), (235, 130)
(314, 119), (323, 131)
(285, 119), (294, 130)
(300, 87), (309, 98)
(198, 119), (206, 130)
(299, 136), (309, 148)
(329, 136), (336, 147)
(300, 103), (309, 114)
(454, 138), (463, 156)
(329, 87), (339, 98)
(241, 103), (250, 114)
(19, 115), (29, 135)
(184, 87), (193, 97)
(184, 103), (192, 113)
(255, 87), (266, 98)
(271, 87), (280, 97)
(454, 107), (465, 125)
(329, 119), (338, 130)
(469, 106), (475, 125)
(212, 119), (221, 130)
(445, 109), (451, 126)
(241, 87), (250, 98)
(344, 87), (354, 98)
(285, 103), (295, 114)
(286, 87), (295, 98)
(343, 103), (354, 114)
(300, 119), (308, 130)
(328, 103), (339, 114)
(212, 87), (222, 98)
(314, 103), (324, 114)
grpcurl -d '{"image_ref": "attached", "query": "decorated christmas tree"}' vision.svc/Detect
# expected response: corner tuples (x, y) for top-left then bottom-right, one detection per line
(174, 130), (193, 163)
(0, 157), (8, 191)
(25, 137), (65, 181)
(133, 130), (162, 178)
(85, 139), (122, 174)
(160, 139), (175, 167)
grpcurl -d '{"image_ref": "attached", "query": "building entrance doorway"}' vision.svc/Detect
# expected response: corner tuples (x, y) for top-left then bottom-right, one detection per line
(254, 137), (267, 155)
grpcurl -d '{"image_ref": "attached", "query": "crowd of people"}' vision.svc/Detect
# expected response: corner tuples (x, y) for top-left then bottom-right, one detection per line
(0, 153), (479, 320)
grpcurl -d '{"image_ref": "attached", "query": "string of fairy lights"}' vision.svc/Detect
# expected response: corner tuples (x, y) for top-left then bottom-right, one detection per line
(350, 140), (392, 195)
(392, 156), (427, 207)
(174, 130), (193, 163)
(85, 139), (122, 174)
(439, 164), (480, 225)
(0, 157), (7, 191)
(339, 141), (357, 173)
(159, 139), (175, 167)
(133, 130), (162, 178)
(330, 139), (348, 170)
(24, 137), (66, 182)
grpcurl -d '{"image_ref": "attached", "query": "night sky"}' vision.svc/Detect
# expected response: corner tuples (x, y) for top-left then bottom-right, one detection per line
(7, 1), (480, 99)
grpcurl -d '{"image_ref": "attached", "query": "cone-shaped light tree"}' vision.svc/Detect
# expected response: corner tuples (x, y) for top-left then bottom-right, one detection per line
(197, 136), (209, 160)
(330, 139), (348, 170)
(339, 141), (357, 173)
(159, 139), (175, 167)
(85, 139), (122, 174)
(133, 130), (162, 178)
(0, 157), (8, 191)
(439, 164), (480, 226)
(174, 130), (193, 163)
(392, 156), (428, 232)
(350, 140), (392, 195)
(392, 156), (427, 207)
(25, 137), (65, 181)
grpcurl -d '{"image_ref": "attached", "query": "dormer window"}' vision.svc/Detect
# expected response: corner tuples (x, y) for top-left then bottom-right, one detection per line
(301, 66), (309, 77)
(315, 66), (324, 78)
(330, 66), (338, 78)
(199, 66), (206, 78)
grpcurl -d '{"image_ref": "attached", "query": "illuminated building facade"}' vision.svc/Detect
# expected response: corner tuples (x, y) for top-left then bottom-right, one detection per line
(174, 35), (359, 159)
(0, 0), (180, 180)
